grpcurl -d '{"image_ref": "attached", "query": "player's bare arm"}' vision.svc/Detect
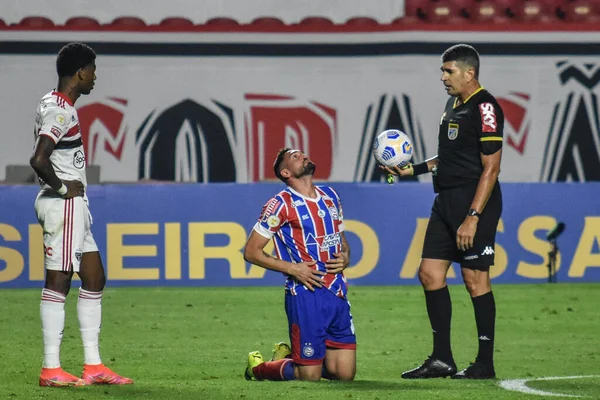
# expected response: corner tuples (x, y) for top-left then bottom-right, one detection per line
(456, 149), (502, 251)
(381, 155), (439, 177)
(243, 230), (325, 290)
(30, 135), (84, 198)
(325, 232), (350, 274)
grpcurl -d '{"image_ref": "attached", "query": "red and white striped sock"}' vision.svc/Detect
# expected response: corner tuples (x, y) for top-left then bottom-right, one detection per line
(40, 288), (66, 369)
(77, 288), (103, 365)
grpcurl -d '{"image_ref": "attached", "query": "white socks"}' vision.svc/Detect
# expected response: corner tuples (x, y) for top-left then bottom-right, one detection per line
(77, 288), (103, 366)
(40, 289), (66, 369)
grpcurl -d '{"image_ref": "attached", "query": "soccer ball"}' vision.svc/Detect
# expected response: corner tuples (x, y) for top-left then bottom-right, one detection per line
(372, 129), (414, 168)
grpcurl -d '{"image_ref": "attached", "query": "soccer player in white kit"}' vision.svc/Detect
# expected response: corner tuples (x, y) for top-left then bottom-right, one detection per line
(30, 43), (133, 387)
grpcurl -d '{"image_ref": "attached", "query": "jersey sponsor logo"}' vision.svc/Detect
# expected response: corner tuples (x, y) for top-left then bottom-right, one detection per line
(355, 94), (426, 183)
(50, 126), (62, 138)
(244, 93), (336, 182)
(137, 99), (237, 182)
(497, 92), (530, 155)
(73, 149), (85, 169)
(479, 102), (497, 132)
(261, 198), (282, 220)
(481, 246), (495, 256)
(541, 62), (600, 182)
(78, 98), (128, 164)
(320, 233), (341, 250)
(448, 123), (459, 140)
(307, 232), (341, 251)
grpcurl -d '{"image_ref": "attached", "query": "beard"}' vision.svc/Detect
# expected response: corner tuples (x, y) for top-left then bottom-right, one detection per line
(298, 161), (316, 178)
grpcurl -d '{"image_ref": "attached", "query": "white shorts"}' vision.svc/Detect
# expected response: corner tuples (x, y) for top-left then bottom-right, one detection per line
(34, 194), (98, 272)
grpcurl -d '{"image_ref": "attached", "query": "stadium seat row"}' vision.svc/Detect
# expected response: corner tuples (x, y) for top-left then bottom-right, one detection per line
(1, 16), (381, 30)
(2, 2), (600, 32)
(407, 0), (600, 23)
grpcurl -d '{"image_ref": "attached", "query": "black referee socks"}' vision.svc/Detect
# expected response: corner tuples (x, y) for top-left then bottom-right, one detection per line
(471, 291), (496, 364)
(425, 286), (454, 364)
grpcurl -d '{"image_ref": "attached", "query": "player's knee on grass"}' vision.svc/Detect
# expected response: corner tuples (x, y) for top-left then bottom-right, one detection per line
(296, 364), (323, 381)
(45, 270), (74, 295)
(333, 366), (356, 381)
(325, 350), (356, 381)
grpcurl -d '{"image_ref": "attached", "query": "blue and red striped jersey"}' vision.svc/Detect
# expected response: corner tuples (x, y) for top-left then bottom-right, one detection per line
(253, 185), (348, 298)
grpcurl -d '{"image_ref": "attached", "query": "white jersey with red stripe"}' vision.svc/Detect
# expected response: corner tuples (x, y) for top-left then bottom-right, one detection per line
(34, 91), (87, 199)
(253, 185), (348, 299)
(33, 91), (97, 271)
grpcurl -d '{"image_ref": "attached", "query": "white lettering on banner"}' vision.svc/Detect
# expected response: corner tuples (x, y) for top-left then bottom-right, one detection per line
(479, 103), (497, 132)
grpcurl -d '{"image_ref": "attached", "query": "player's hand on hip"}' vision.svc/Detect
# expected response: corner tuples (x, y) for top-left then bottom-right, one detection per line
(290, 260), (325, 291)
(63, 180), (85, 199)
(325, 252), (349, 274)
(456, 217), (478, 252)
(379, 164), (413, 177)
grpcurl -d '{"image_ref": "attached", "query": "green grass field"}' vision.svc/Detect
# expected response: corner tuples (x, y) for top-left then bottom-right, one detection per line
(0, 284), (598, 399)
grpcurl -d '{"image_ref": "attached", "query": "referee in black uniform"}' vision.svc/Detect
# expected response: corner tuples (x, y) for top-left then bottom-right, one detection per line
(384, 44), (503, 379)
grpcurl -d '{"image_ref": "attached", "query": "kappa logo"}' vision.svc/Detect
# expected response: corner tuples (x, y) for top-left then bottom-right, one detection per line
(481, 246), (495, 256)
(244, 94), (336, 181)
(497, 92), (531, 155)
(137, 99), (237, 182)
(355, 94), (426, 182)
(541, 62), (600, 182)
(479, 102), (497, 132)
(78, 97), (128, 164)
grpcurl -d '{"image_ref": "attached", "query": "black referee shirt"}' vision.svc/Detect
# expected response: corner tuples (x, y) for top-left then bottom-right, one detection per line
(435, 87), (504, 192)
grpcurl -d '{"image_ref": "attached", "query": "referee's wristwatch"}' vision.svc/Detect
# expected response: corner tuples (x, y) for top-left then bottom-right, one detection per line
(467, 208), (481, 218)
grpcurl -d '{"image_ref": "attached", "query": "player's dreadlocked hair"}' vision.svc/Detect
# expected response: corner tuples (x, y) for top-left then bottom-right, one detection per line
(442, 44), (480, 79)
(56, 42), (96, 77)
(273, 148), (291, 182)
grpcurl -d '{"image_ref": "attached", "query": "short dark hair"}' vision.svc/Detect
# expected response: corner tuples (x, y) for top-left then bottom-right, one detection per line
(56, 42), (96, 78)
(273, 148), (291, 182)
(442, 44), (480, 79)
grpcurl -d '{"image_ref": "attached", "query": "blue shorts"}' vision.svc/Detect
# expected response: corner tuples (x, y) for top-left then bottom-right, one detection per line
(285, 288), (357, 366)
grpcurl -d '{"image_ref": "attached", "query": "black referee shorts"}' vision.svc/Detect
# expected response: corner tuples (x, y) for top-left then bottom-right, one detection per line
(421, 182), (502, 269)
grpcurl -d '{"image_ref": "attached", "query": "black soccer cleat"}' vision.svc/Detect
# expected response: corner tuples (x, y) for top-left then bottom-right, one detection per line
(452, 361), (496, 380)
(401, 357), (457, 379)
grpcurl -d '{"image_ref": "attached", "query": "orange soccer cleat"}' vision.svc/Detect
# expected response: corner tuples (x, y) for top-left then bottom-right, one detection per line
(81, 364), (133, 385)
(39, 367), (85, 387)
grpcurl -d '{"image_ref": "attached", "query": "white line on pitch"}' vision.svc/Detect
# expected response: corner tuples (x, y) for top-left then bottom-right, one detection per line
(498, 375), (600, 398)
